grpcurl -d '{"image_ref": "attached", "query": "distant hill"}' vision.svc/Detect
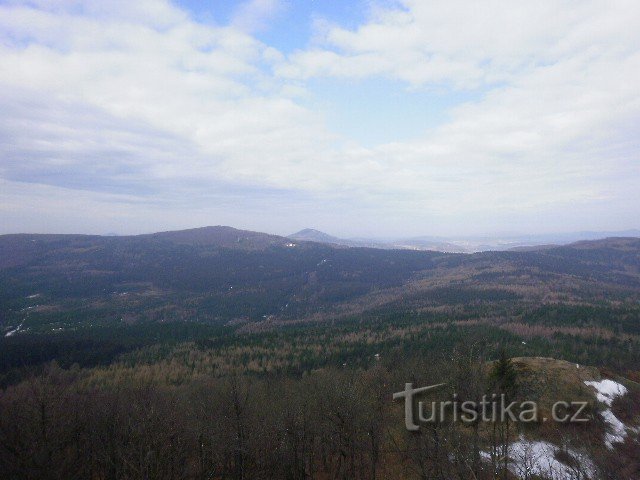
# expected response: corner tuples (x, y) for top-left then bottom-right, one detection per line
(0, 226), (300, 270)
(566, 236), (640, 251)
(288, 228), (342, 244)
(0, 226), (441, 329)
(1, 226), (639, 335)
(145, 225), (291, 249)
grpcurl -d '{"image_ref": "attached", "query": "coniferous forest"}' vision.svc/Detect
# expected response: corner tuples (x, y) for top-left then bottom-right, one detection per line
(0, 229), (639, 478)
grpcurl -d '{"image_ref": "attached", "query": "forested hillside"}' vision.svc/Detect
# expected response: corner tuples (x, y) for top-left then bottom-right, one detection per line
(1, 229), (639, 379)
(1, 229), (639, 479)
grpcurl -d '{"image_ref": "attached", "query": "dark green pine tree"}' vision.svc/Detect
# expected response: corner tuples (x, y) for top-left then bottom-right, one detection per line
(490, 349), (518, 400)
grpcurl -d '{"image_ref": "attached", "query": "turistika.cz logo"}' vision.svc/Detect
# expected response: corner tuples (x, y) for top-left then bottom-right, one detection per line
(393, 383), (590, 431)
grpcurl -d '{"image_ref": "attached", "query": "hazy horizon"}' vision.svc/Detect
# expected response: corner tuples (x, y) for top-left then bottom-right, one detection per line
(1, 1), (639, 237)
(1, 223), (639, 244)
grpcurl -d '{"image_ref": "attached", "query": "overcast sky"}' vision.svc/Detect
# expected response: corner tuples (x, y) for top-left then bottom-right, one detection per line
(0, 0), (638, 237)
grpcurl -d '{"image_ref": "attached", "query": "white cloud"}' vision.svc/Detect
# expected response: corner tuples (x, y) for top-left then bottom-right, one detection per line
(0, 1), (333, 191)
(0, 0), (638, 235)
(272, 0), (640, 225)
(280, 1), (639, 86)
(232, 0), (283, 33)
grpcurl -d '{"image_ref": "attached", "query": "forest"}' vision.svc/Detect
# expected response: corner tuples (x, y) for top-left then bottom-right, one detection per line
(1, 228), (639, 479)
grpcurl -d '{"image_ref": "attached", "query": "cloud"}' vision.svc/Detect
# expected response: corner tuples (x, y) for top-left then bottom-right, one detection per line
(272, 0), (640, 224)
(0, 0), (638, 235)
(0, 1), (332, 192)
(279, 1), (640, 86)
(231, 0), (283, 33)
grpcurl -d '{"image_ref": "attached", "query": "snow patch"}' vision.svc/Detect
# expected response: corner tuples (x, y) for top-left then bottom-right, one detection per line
(600, 409), (627, 449)
(584, 379), (629, 449)
(5, 322), (24, 337)
(485, 437), (595, 479)
(584, 379), (627, 406)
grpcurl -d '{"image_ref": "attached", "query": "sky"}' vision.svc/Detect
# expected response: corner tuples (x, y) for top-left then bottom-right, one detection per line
(0, 0), (638, 238)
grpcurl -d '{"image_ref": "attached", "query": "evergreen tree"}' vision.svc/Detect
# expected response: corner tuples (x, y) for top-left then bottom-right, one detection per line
(490, 349), (518, 400)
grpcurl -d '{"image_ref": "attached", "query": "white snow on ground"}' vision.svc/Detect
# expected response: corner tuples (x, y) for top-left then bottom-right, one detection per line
(584, 379), (628, 406)
(600, 409), (627, 449)
(512, 439), (594, 480)
(484, 379), (631, 478)
(5, 322), (23, 337)
(487, 437), (595, 480)
(584, 379), (629, 449)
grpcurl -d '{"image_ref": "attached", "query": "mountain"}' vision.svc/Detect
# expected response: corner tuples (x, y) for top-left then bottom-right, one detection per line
(288, 228), (342, 244)
(567, 236), (640, 251)
(0, 226), (295, 270)
(1, 227), (639, 336)
(0, 226), (439, 330)
(145, 225), (292, 249)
